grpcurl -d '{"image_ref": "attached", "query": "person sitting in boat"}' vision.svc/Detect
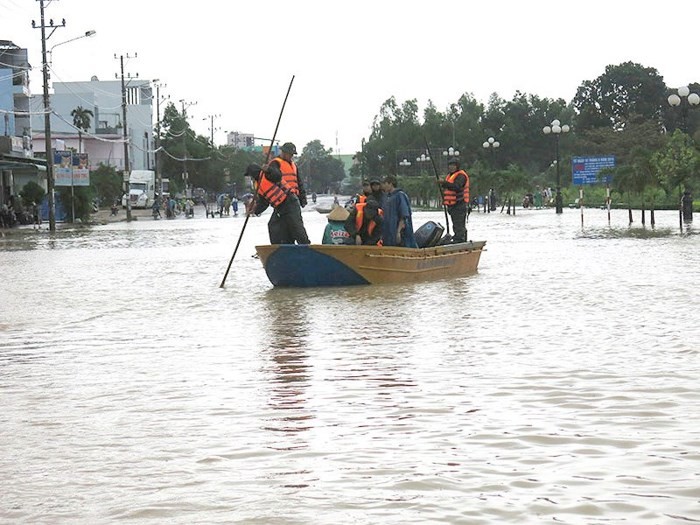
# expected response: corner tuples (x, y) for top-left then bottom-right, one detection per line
(381, 175), (417, 248)
(368, 177), (386, 209)
(346, 179), (372, 210)
(245, 163), (310, 245)
(321, 206), (353, 245)
(345, 192), (383, 246)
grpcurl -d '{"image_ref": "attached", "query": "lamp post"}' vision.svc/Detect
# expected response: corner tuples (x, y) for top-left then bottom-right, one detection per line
(442, 146), (460, 159)
(482, 136), (500, 159)
(415, 152), (431, 173)
(398, 158), (412, 176)
(542, 119), (570, 214)
(48, 30), (95, 64)
(668, 86), (699, 226)
(668, 85), (700, 134)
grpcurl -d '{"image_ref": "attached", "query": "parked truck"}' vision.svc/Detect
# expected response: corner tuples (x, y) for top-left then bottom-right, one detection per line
(122, 170), (155, 209)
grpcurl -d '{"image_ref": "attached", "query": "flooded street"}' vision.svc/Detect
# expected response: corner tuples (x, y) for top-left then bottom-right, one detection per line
(1, 204), (699, 524)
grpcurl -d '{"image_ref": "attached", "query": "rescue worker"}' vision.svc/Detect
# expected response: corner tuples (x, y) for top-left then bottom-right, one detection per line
(266, 142), (307, 208)
(440, 157), (470, 243)
(245, 163), (310, 245)
(368, 177), (386, 209)
(345, 193), (383, 246)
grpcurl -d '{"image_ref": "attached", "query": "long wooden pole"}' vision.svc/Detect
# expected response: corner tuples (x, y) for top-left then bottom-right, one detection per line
(219, 75), (295, 288)
(423, 136), (451, 236)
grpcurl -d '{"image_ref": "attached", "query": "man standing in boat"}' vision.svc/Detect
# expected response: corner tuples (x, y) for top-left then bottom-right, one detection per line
(267, 142), (308, 210)
(381, 175), (417, 248)
(245, 160), (310, 245)
(441, 157), (470, 243)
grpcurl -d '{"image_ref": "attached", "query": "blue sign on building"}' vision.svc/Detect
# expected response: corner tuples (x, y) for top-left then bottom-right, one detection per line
(572, 156), (616, 185)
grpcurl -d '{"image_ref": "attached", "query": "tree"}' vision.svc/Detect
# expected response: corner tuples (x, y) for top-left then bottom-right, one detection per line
(653, 130), (700, 196)
(70, 106), (94, 153)
(573, 62), (666, 131)
(298, 140), (345, 193)
(19, 181), (45, 208)
(90, 163), (122, 206)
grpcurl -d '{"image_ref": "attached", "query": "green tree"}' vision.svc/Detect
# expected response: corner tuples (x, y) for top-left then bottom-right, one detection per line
(70, 106), (94, 153)
(19, 180), (45, 207)
(573, 62), (666, 131)
(653, 130), (700, 197)
(90, 163), (122, 206)
(298, 140), (345, 193)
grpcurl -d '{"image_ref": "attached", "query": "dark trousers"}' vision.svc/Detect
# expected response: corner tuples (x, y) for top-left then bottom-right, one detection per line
(268, 195), (310, 244)
(448, 203), (467, 243)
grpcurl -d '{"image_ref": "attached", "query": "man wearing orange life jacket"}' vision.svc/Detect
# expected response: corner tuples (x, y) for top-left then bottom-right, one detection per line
(345, 185), (384, 245)
(440, 157), (470, 243)
(265, 142), (308, 208)
(244, 160), (309, 245)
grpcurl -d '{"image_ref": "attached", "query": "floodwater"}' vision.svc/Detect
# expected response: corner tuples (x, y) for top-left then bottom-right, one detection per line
(1, 200), (699, 524)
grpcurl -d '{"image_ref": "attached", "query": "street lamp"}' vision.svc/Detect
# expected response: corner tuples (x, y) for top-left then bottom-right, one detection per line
(668, 86), (699, 226)
(667, 85), (700, 134)
(399, 158), (412, 175)
(48, 30), (96, 64)
(442, 146), (460, 159)
(542, 119), (570, 214)
(482, 136), (500, 160)
(415, 152), (431, 173)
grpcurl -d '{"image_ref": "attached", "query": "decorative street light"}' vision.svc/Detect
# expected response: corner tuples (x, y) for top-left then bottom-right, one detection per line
(667, 85), (700, 134)
(542, 119), (570, 214)
(482, 136), (500, 163)
(667, 86), (699, 227)
(399, 157), (412, 175)
(442, 146), (460, 159)
(415, 152), (431, 174)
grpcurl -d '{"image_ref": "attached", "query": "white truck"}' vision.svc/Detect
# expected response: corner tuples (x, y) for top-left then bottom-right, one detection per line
(122, 170), (155, 208)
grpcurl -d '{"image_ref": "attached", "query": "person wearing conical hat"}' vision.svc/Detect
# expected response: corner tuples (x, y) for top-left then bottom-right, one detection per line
(321, 205), (353, 245)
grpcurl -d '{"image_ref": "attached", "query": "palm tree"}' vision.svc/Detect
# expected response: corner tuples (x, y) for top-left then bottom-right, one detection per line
(70, 106), (94, 153)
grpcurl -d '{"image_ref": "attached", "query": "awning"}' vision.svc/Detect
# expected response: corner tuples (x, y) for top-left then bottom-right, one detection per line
(0, 153), (47, 172)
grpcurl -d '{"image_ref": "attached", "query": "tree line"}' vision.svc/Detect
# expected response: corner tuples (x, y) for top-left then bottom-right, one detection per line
(52, 61), (700, 221)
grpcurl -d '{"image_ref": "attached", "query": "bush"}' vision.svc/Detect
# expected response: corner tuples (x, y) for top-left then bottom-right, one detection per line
(19, 181), (46, 208)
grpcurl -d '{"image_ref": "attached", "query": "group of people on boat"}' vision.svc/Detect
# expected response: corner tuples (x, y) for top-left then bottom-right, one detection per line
(244, 143), (470, 248)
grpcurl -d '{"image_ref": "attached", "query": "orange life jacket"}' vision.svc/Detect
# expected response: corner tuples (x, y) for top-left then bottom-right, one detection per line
(255, 171), (289, 207)
(443, 169), (470, 206)
(354, 201), (383, 244)
(271, 156), (299, 195)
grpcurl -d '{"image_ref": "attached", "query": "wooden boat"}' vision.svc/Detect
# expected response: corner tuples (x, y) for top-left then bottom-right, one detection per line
(255, 241), (486, 287)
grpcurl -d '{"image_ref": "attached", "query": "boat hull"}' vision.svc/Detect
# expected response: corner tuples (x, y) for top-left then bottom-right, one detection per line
(255, 241), (485, 287)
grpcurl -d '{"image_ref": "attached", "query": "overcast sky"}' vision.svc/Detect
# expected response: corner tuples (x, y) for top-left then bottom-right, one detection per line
(2, 0), (699, 154)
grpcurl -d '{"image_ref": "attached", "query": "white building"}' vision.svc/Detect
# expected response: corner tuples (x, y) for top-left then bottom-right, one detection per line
(226, 131), (255, 149)
(30, 77), (154, 172)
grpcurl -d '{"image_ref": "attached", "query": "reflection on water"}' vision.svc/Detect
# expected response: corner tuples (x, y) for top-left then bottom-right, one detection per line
(260, 290), (314, 440)
(1, 208), (700, 524)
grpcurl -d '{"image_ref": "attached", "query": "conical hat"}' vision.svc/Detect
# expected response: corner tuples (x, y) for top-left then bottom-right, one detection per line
(327, 206), (349, 221)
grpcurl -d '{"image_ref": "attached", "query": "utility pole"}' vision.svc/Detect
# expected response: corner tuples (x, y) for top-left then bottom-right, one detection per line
(204, 114), (221, 145)
(179, 99), (196, 197)
(33, 0), (66, 232)
(115, 52), (138, 221)
(153, 80), (167, 199)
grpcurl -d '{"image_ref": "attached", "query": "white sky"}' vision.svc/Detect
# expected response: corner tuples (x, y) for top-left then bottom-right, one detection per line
(2, 0), (699, 154)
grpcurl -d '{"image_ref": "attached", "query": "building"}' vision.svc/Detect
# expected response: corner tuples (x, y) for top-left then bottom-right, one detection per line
(30, 77), (154, 172)
(226, 131), (255, 149)
(0, 40), (45, 207)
